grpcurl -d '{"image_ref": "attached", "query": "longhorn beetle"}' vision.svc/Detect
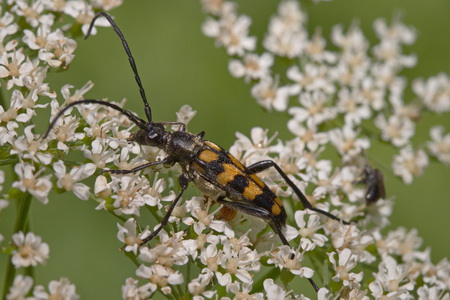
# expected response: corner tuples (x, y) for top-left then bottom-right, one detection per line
(44, 12), (351, 292)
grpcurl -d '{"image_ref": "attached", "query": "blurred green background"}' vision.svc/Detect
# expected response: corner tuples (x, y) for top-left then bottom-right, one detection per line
(1, 0), (450, 298)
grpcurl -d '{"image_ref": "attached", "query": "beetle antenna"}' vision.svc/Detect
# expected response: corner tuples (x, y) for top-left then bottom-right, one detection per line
(43, 99), (147, 140)
(86, 12), (153, 122)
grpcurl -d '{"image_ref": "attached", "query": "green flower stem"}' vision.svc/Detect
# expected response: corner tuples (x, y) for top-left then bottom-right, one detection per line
(123, 250), (140, 268)
(0, 158), (19, 167)
(0, 85), (7, 109)
(13, 193), (32, 241)
(2, 192), (32, 300)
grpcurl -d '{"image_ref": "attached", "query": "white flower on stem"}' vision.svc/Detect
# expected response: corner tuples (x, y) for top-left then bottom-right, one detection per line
(263, 278), (291, 300)
(373, 39), (416, 68)
(138, 231), (189, 267)
(83, 139), (117, 169)
(61, 81), (94, 104)
(11, 125), (52, 165)
(63, 1), (110, 36)
(37, 29), (77, 68)
(144, 174), (176, 210)
(46, 101), (84, 150)
(287, 64), (336, 96)
(331, 166), (365, 204)
(392, 146), (428, 184)
(269, 0), (306, 34)
(329, 125), (370, 163)
(11, 0), (49, 27)
(336, 87), (372, 126)
(413, 73), (450, 113)
(0, 10), (18, 39)
(381, 227), (423, 263)
(121, 277), (156, 300)
(229, 52), (273, 82)
(373, 15), (418, 68)
(251, 76), (292, 111)
(287, 121), (328, 152)
(202, 11), (256, 56)
(53, 160), (96, 200)
(373, 16), (416, 45)
(267, 245), (314, 278)
(218, 240), (260, 284)
(274, 137), (309, 180)
(330, 61), (367, 88)
(22, 24), (52, 51)
(417, 284), (444, 300)
(286, 210), (328, 251)
(12, 162), (52, 204)
(136, 264), (183, 292)
(22, 66), (56, 102)
(94, 175), (111, 201)
(184, 197), (231, 236)
(225, 281), (261, 300)
(229, 127), (275, 165)
(369, 255), (414, 299)
(328, 248), (363, 286)
(264, 29), (306, 59)
(329, 223), (361, 251)
(0, 48), (36, 90)
(427, 126), (450, 165)
(109, 175), (150, 216)
(6, 275), (33, 300)
(331, 23), (368, 54)
(375, 114), (415, 147)
(199, 243), (223, 274)
(304, 29), (337, 63)
(360, 77), (386, 111)
(0, 90), (34, 124)
(11, 231), (49, 268)
(176, 105), (197, 126)
(117, 218), (150, 255)
(33, 277), (79, 300)
(187, 269), (216, 298)
(288, 91), (337, 127)
(0, 120), (18, 146)
(263, 0), (307, 58)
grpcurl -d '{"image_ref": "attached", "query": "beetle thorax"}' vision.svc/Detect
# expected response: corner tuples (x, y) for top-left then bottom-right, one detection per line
(165, 131), (203, 163)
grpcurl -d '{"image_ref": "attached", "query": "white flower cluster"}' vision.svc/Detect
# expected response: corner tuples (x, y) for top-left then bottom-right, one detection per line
(199, 0), (450, 298)
(202, 0), (450, 186)
(0, 0), (121, 299)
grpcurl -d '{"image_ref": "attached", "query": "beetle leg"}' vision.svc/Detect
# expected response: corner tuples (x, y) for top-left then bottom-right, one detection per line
(217, 198), (319, 292)
(247, 160), (351, 225)
(217, 198), (289, 246)
(103, 157), (175, 175)
(139, 173), (189, 245)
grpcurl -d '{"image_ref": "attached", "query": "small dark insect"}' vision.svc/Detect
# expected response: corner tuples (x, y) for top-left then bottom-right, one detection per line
(362, 165), (386, 204)
(44, 12), (351, 292)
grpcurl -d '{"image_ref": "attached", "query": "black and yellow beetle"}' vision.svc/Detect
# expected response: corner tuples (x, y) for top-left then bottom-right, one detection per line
(45, 12), (350, 292)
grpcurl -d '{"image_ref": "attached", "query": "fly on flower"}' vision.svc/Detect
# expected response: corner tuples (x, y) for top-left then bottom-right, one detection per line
(44, 12), (352, 292)
(361, 165), (386, 205)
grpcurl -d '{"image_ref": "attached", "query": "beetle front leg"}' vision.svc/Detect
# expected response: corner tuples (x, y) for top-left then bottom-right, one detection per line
(247, 160), (351, 225)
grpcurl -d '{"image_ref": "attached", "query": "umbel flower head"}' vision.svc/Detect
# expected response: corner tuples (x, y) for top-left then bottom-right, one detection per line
(0, 0), (449, 299)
